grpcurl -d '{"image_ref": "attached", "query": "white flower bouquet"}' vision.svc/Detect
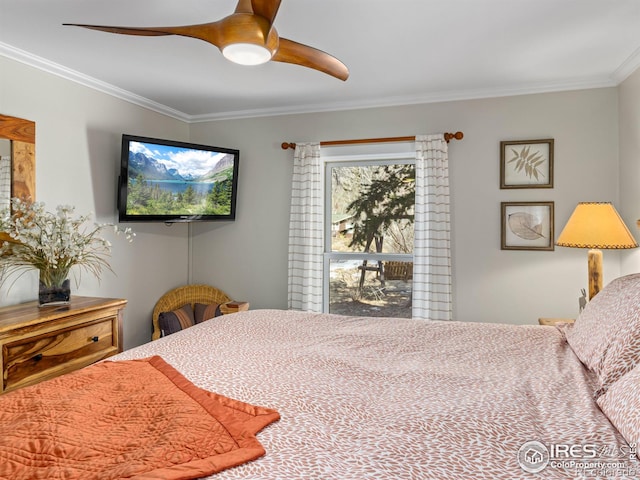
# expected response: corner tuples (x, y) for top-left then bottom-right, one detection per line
(0, 198), (134, 293)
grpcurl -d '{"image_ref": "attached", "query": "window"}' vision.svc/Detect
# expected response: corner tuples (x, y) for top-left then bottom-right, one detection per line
(323, 147), (415, 317)
(288, 136), (451, 321)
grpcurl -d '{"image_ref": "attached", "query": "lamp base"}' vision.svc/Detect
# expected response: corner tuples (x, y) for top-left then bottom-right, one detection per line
(587, 249), (603, 300)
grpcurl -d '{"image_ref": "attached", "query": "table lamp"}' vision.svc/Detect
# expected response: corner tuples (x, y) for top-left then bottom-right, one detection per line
(556, 202), (638, 299)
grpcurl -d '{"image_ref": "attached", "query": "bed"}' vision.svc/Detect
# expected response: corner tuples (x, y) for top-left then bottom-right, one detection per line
(2, 274), (640, 479)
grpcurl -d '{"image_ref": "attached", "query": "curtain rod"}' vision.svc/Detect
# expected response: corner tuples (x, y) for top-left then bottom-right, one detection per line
(280, 131), (463, 150)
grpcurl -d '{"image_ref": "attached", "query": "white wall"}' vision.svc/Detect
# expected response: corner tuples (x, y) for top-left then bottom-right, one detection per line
(619, 67), (640, 275)
(190, 88), (622, 325)
(0, 56), (191, 349)
(1, 51), (631, 348)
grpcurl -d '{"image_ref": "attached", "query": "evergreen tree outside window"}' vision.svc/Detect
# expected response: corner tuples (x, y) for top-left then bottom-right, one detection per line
(325, 153), (414, 318)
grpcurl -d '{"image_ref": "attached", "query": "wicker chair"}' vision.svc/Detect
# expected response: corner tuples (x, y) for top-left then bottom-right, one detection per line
(151, 284), (233, 341)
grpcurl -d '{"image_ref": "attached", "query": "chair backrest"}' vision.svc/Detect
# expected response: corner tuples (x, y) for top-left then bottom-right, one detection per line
(152, 284), (232, 340)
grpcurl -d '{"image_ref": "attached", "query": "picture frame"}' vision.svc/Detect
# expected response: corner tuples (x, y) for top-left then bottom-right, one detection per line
(501, 201), (554, 251)
(500, 139), (554, 189)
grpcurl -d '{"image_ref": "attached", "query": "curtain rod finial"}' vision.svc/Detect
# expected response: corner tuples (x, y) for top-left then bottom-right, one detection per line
(444, 131), (464, 143)
(281, 142), (296, 150)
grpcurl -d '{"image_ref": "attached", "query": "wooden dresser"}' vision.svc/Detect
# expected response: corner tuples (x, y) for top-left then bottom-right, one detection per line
(0, 296), (126, 394)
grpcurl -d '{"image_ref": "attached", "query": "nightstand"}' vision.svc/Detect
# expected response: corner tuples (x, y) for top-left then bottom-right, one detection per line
(219, 301), (250, 315)
(538, 317), (576, 326)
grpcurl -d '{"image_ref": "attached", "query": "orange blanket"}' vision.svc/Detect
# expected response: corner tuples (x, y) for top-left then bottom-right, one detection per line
(0, 356), (279, 480)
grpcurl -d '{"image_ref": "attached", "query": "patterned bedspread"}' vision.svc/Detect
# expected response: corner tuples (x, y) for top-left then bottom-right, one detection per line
(113, 309), (635, 479)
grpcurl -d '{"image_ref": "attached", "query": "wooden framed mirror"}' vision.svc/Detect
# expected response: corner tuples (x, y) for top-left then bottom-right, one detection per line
(0, 114), (36, 204)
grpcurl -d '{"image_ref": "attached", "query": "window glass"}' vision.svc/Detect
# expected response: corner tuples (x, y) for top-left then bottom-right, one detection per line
(330, 164), (414, 254)
(325, 157), (414, 317)
(329, 258), (413, 318)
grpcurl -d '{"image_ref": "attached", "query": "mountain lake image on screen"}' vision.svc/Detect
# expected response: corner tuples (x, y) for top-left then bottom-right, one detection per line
(118, 134), (239, 223)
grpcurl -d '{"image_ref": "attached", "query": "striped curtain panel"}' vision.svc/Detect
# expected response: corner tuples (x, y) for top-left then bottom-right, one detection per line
(287, 143), (323, 312)
(0, 156), (10, 212)
(413, 134), (453, 320)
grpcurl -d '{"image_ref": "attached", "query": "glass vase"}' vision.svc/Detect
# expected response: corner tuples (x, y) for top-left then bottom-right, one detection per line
(38, 275), (71, 307)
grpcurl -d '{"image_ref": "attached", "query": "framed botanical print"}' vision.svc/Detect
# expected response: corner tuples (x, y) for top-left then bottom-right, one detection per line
(500, 139), (554, 189)
(501, 201), (554, 251)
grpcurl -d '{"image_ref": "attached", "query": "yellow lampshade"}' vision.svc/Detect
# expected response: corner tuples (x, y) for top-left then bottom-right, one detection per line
(556, 202), (637, 299)
(556, 202), (638, 249)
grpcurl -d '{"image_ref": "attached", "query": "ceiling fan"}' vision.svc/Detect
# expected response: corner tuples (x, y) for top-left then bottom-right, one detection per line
(64, 0), (349, 81)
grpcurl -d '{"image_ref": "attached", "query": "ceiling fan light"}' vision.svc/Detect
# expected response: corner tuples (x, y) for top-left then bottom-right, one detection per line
(222, 43), (272, 66)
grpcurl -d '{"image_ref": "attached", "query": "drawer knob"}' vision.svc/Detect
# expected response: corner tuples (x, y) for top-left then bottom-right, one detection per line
(33, 353), (43, 362)
(91, 336), (99, 342)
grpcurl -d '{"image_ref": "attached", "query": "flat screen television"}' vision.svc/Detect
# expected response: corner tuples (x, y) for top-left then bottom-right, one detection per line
(117, 134), (239, 223)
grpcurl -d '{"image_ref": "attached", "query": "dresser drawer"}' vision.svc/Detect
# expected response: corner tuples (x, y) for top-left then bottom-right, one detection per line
(3, 316), (118, 391)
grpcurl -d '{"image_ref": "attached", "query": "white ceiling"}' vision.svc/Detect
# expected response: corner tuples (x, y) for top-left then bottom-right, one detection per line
(1, 0), (639, 122)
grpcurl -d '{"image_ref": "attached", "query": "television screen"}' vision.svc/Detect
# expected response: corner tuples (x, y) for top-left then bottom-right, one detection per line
(118, 134), (239, 222)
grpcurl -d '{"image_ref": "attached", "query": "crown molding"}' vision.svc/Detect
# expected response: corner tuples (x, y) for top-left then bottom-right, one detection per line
(0, 41), (630, 124)
(0, 42), (190, 122)
(612, 47), (640, 83)
(190, 77), (618, 122)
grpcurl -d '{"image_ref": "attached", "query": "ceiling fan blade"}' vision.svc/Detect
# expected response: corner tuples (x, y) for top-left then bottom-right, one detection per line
(273, 38), (349, 81)
(63, 23), (173, 37)
(64, 22), (225, 48)
(234, 0), (253, 14)
(251, 0), (282, 25)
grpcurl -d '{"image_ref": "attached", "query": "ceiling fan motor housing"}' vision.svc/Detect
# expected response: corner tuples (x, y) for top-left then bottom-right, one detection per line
(219, 13), (279, 65)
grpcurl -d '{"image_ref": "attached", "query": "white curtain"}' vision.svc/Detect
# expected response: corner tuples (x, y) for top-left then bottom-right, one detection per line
(0, 156), (10, 212)
(413, 134), (453, 320)
(287, 143), (323, 312)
